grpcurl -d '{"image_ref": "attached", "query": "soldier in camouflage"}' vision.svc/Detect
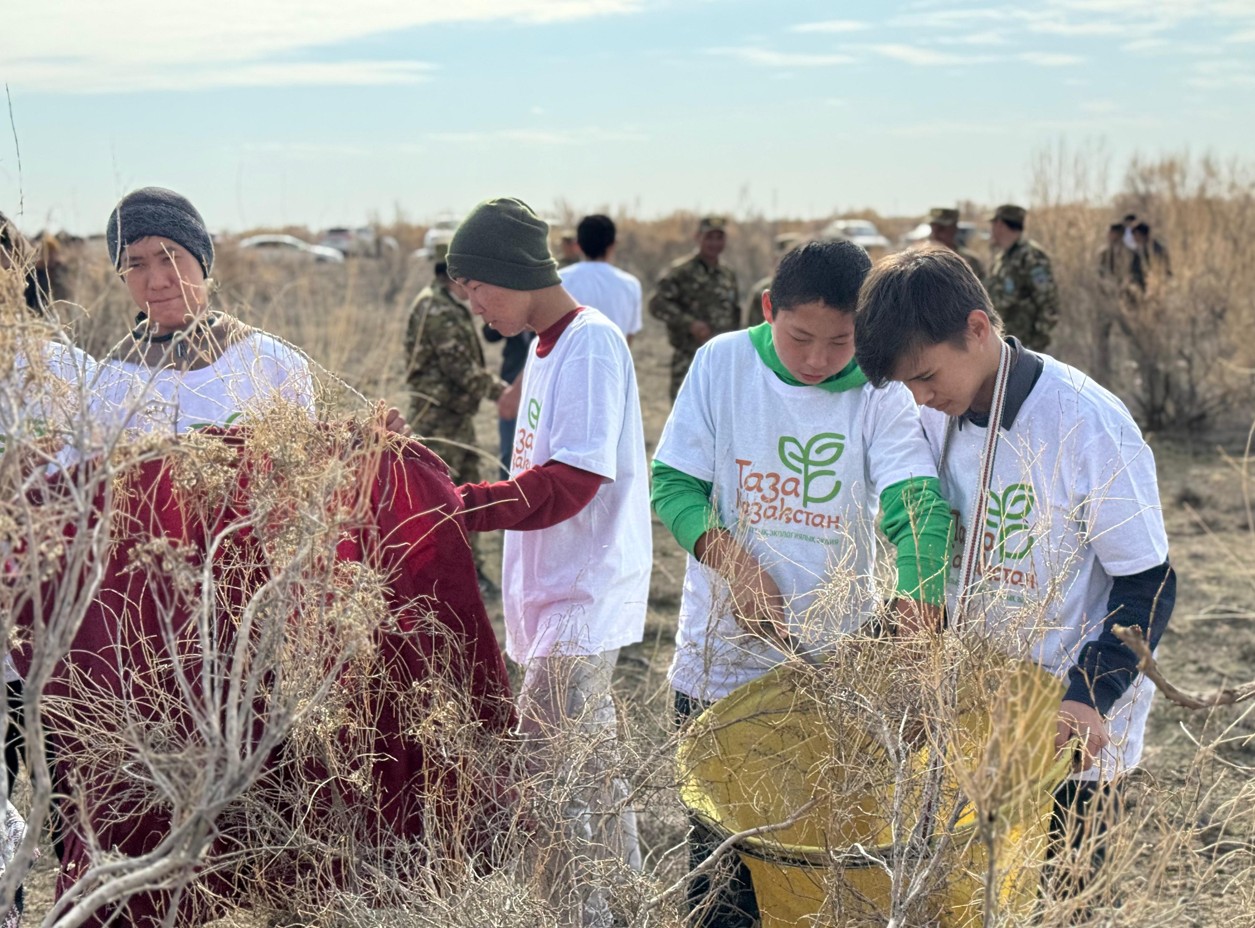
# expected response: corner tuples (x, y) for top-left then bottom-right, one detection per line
(405, 243), (507, 586)
(926, 207), (985, 280)
(649, 216), (741, 400)
(744, 232), (803, 328)
(986, 204), (1059, 351)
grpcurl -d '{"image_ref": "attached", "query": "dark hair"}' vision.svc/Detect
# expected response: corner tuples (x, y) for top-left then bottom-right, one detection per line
(1133, 221), (1151, 236)
(770, 239), (871, 313)
(854, 246), (999, 387)
(576, 214), (616, 260)
(1123, 213), (1137, 223)
(1109, 222), (1125, 234)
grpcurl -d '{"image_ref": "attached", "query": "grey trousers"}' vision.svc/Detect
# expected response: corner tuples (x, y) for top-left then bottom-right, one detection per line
(517, 649), (642, 928)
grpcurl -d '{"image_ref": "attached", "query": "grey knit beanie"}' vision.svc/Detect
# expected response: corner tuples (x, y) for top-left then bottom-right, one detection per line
(446, 197), (560, 291)
(106, 187), (214, 276)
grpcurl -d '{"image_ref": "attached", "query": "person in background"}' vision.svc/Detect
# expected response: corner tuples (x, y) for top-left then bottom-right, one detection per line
(744, 232), (802, 328)
(558, 215), (643, 347)
(405, 239), (507, 593)
(927, 207), (984, 280)
(985, 204), (1059, 351)
(649, 216), (740, 401)
(1129, 222), (1171, 291)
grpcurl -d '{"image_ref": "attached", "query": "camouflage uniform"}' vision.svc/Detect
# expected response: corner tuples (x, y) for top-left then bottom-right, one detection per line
(404, 277), (504, 488)
(926, 208), (985, 280)
(649, 254), (740, 399)
(987, 238), (1059, 352)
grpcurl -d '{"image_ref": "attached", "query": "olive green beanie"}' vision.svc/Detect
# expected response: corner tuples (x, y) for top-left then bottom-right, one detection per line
(446, 197), (561, 291)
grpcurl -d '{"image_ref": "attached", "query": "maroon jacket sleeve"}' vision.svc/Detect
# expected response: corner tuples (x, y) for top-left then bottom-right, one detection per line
(459, 460), (604, 532)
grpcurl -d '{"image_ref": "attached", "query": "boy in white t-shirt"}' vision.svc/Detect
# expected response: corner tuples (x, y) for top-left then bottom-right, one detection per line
(447, 197), (651, 928)
(557, 215), (643, 345)
(854, 246), (1176, 896)
(652, 240), (952, 926)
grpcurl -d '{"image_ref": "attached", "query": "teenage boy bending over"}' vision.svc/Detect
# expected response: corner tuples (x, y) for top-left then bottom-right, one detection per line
(854, 246), (1176, 895)
(448, 197), (652, 928)
(652, 240), (952, 926)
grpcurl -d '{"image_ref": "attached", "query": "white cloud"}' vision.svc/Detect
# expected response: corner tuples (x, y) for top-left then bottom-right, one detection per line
(3, 0), (641, 92)
(428, 127), (648, 145)
(1019, 51), (1084, 66)
(1122, 38), (1172, 53)
(865, 44), (973, 66)
(1080, 100), (1118, 114)
(705, 47), (856, 68)
(787, 19), (869, 34)
(933, 30), (1010, 46)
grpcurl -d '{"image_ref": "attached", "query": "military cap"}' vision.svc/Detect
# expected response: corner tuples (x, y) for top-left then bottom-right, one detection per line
(432, 241), (450, 262)
(990, 204), (1027, 225)
(929, 207), (960, 226)
(698, 215), (728, 234)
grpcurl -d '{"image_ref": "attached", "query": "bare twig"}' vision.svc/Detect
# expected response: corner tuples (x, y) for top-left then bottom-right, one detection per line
(1114, 623), (1255, 708)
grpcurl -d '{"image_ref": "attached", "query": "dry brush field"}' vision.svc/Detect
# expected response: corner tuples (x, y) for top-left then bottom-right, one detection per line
(9, 152), (1255, 926)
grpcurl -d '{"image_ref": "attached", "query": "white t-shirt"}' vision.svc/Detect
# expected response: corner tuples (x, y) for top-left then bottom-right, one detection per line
(0, 340), (95, 449)
(654, 331), (939, 701)
(922, 355), (1169, 782)
(501, 309), (652, 662)
(558, 261), (644, 338)
(92, 332), (315, 436)
(1, 340), (96, 683)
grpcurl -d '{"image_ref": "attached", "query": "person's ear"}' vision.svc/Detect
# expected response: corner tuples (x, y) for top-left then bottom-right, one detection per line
(762, 290), (775, 325)
(968, 309), (990, 342)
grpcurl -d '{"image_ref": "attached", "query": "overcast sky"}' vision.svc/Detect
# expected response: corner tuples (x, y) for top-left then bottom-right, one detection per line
(2, 0), (1253, 234)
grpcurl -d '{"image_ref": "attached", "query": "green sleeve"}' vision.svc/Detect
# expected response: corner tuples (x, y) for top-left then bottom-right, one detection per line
(879, 476), (952, 607)
(651, 459), (720, 555)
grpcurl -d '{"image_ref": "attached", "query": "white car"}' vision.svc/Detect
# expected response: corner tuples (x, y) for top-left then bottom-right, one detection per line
(822, 219), (891, 252)
(239, 234), (345, 263)
(414, 218), (460, 260)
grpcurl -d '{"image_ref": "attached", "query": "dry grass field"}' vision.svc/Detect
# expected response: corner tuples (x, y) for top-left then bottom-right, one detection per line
(8, 152), (1255, 926)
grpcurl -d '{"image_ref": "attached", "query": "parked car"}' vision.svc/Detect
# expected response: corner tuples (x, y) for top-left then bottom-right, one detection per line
(414, 218), (460, 260)
(319, 226), (380, 257)
(902, 220), (984, 249)
(822, 219), (891, 252)
(238, 234), (345, 263)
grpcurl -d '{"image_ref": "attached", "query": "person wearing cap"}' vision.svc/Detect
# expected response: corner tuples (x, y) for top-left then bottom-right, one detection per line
(556, 229), (582, 268)
(448, 197), (651, 927)
(986, 204), (1059, 351)
(405, 237), (507, 594)
(927, 207), (985, 280)
(743, 231), (803, 328)
(92, 187), (321, 437)
(649, 216), (741, 400)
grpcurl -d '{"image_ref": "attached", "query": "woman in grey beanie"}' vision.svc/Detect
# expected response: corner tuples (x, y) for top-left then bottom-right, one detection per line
(94, 186), (319, 436)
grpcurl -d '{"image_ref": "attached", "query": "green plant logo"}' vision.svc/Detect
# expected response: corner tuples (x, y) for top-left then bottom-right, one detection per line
(527, 398), (541, 430)
(778, 432), (845, 506)
(985, 483), (1036, 560)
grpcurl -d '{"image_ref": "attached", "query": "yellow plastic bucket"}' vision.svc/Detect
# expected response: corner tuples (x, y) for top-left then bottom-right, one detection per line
(678, 641), (1068, 928)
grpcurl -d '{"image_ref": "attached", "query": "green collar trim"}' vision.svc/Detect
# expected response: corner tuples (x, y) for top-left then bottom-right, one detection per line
(747, 322), (867, 393)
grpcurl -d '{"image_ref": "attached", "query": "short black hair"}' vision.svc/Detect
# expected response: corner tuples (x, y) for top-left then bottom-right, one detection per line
(770, 239), (871, 313)
(1109, 222), (1125, 234)
(854, 246), (999, 387)
(576, 214), (616, 260)
(1133, 221), (1151, 236)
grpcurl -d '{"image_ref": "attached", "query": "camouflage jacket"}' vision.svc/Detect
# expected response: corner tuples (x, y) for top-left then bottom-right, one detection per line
(649, 253), (741, 353)
(404, 280), (504, 421)
(957, 245), (986, 281)
(987, 238), (1059, 351)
